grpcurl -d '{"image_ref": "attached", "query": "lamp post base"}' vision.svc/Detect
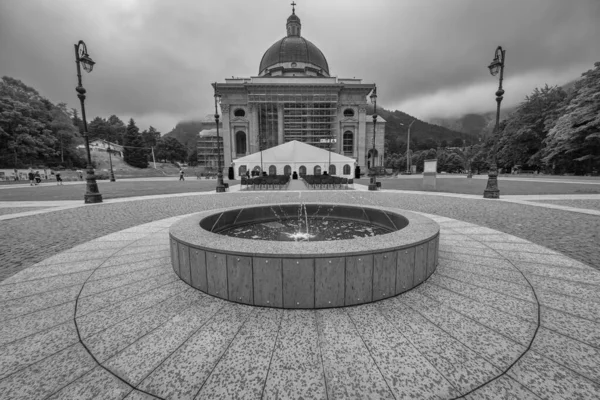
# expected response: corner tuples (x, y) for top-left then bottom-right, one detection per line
(216, 172), (226, 193)
(483, 163), (500, 199)
(84, 168), (102, 203)
(368, 176), (378, 191)
(109, 173), (116, 183)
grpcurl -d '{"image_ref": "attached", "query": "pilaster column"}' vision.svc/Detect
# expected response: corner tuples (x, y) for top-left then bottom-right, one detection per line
(357, 105), (367, 167)
(277, 104), (284, 145)
(220, 104), (231, 166)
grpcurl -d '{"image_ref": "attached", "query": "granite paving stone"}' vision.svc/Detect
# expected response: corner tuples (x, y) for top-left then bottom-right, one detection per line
(76, 280), (183, 338)
(317, 308), (395, 399)
(33, 248), (122, 266)
(346, 304), (461, 399)
(540, 306), (600, 349)
(0, 302), (74, 346)
(514, 261), (600, 284)
(507, 350), (600, 399)
(45, 365), (132, 400)
(428, 274), (538, 320)
(1, 191), (600, 399)
(0, 270), (93, 301)
(531, 327), (600, 383)
(528, 275), (600, 303)
(193, 307), (282, 400)
(85, 257), (171, 282)
(83, 287), (203, 363)
(137, 303), (254, 399)
(0, 284), (81, 321)
(102, 295), (225, 386)
(402, 290), (526, 367)
(534, 290), (600, 322)
(465, 375), (542, 400)
(435, 264), (535, 303)
(77, 271), (179, 315)
(262, 311), (328, 400)
(0, 343), (96, 400)
(380, 299), (502, 395)
(437, 259), (526, 284)
(79, 265), (173, 299)
(438, 252), (516, 271)
(0, 259), (106, 285)
(0, 321), (77, 380)
(419, 284), (536, 346)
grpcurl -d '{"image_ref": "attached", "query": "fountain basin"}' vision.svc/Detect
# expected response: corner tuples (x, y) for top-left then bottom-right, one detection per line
(169, 203), (439, 309)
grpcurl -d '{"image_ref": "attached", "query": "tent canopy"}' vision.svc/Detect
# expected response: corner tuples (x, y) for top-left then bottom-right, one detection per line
(233, 140), (356, 164)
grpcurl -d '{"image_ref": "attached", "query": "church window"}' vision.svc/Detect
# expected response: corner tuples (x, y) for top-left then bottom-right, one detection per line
(236, 131), (247, 155)
(269, 165), (277, 175)
(284, 165), (292, 176)
(329, 164), (336, 175)
(343, 164), (351, 175)
(343, 131), (353, 156)
(234, 108), (245, 117)
(343, 108), (354, 117)
(314, 165), (321, 175)
(299, 165), (307, 176)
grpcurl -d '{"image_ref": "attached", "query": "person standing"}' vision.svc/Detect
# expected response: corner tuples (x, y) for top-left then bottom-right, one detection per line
(34, 171), (41, 185)
(28, 170), (35, 186)
(179, 169), (185, 181)
(55, 171), (63, 185)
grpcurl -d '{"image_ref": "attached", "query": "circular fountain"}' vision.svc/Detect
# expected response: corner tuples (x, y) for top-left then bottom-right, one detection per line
(169, 203), (439, 309)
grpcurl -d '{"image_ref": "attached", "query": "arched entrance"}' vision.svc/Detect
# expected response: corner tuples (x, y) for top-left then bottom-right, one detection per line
(329, 164), (336, 175)
(314, 165), (322, 175)
(299, 165), (307, 176)
(235, 131), (247, 156)
(238, 165), (247, 177)
(268, 165), (277, 175)
(284, 165), (292, 176)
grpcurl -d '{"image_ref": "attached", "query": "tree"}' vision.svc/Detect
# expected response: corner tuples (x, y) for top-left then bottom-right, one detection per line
(123, 118), (148, 168)
(107, 115), (126, 144)
(495, 84), (567, 170)
(154, 137), (188, 163)
(187, 148), (198, 166)
(542, 62), (600, 174)
(450, 137), (464, 147)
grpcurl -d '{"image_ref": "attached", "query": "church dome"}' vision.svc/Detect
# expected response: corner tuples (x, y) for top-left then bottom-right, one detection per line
(259, 36), (329, 75)
(258, 7), (329, 76)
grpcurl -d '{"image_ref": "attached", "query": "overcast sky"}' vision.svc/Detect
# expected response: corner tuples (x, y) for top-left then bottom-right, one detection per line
(1, 0), (599, 133)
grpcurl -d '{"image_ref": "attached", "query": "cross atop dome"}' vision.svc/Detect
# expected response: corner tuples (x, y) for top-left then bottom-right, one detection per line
(286, 2), (301, 36)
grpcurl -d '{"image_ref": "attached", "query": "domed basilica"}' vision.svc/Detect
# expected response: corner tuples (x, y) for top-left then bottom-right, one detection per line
(199, 4), (385, 176)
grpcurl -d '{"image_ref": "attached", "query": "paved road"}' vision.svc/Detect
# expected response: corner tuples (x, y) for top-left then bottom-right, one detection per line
(1, 191), (598, 283)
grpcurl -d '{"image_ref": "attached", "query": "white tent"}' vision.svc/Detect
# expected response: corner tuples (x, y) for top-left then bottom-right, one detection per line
(232, 140), (356, 178)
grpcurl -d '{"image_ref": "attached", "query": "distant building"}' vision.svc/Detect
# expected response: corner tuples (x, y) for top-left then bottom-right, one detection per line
(197, 129), (224, 169)
(198, 5), (385, 172)
(77, 140), (123, 157)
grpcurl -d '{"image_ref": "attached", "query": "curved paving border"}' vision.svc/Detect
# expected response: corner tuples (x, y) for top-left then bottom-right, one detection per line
(169, 204), (439, 308)
(1, 199), (599, 399)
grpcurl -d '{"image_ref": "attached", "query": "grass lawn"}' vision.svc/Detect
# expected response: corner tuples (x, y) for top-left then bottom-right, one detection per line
(0, 179), (236, 201)
(357, 176), (600, 195)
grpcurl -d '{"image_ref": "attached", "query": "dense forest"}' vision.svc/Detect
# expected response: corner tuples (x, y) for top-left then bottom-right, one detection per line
(0, 76), (189, 169)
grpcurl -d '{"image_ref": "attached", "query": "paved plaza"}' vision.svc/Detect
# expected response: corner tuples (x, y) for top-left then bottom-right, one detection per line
(0, 185), (599, 399)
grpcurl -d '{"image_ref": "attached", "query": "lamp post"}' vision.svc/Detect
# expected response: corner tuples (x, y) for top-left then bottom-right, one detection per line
(467, 144), (473, 178)
(405, 119), (416, 174)
(368, 86), (378, 191)
(74, 40), (102, 203)
(105, 140), (116, 182)
(484, 46), (505, 199)
(213, 83), (226, 193)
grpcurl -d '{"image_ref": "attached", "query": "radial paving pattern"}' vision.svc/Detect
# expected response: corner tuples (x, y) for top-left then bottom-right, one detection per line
(1, 201), (599, 399)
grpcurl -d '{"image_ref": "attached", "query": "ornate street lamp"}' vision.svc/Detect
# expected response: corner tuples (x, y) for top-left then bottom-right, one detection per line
(484, 46), (506, 198)
(105, 140), (116, 182)
(405, 119), (416, 174)
(368, 86), (378, 191)
(213, 83), (226, 193)
(74, 40), (102, 203)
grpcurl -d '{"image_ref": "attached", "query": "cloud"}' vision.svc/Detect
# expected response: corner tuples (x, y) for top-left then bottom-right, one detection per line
(395, 63), (589, 120)
(1, 0), (598, 132)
